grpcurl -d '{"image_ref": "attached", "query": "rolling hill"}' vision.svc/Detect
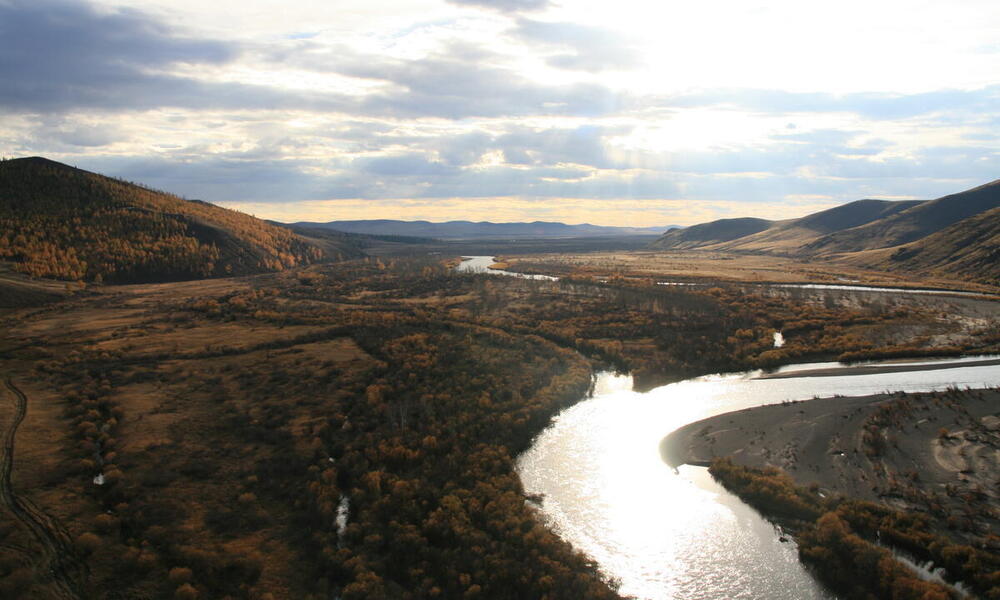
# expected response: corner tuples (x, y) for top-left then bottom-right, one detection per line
(0, 157), (361, 283)
(717, 199), (926, 254)
(804, 179), (1000, 254)
(847, 205), (1000, 283)
(649, 179), (1000, 285)
(295, 219), (670, 239)
(651, 199), (926, 253)
(650, 217), (772, 250)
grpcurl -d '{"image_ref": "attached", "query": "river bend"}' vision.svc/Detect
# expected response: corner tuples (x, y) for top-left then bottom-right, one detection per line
(517, 360), (1000, 600)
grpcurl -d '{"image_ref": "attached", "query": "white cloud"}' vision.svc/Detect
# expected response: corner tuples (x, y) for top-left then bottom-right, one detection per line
(3, 0), (1000, 225)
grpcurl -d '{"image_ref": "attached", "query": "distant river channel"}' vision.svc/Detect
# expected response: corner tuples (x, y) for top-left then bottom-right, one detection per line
(455, 255), (557, 280)
(455, 255), (1000, 598)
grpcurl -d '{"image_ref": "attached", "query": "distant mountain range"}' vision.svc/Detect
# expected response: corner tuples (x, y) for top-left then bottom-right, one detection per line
(651, 179), (1000, 285)
(293, 219), (671, 239)
(0, 157), (361, 283)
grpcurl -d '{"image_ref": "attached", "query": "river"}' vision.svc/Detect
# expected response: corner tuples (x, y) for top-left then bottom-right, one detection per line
(455, 256), (558, 280)
(457, 255), (997, 298)
(453, 255), (999, 598)
(516, 360), (1000, 600)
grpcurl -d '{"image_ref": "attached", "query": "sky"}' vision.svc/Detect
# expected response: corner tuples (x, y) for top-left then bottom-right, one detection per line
(2, 0), (999, 227)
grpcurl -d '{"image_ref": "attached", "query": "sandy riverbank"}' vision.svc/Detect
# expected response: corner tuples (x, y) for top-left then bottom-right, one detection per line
(662, 385), (1000, 538)
(757, 357), (1000, 379)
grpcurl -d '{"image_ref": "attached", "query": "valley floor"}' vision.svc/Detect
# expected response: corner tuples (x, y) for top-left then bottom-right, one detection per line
(501, 250), (1000, 295)
(0, 255), (997, 599)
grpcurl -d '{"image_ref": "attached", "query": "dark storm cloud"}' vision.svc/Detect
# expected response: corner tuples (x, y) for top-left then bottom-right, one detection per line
(0, 0), (247, 111)
(445, 0), (552, 14)
(511, 19), (639, 72)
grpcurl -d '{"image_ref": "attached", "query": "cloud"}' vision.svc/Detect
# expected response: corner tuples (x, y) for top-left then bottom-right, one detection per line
(356, 154), (460, 177)
(78, 154), (344, 202)
(662, 86), (1000, 120)
(0, 0), (242, 111)
(427, 125), (623, 169)
(512, 19), (639, 72)
(296, 42), (624, 118)
(813, 145), (1000, 181)
(496, 125), (618, 167)
(446, 0), (552, 14)
(31, 118), (127, 148)
(5, 0), (998, 227)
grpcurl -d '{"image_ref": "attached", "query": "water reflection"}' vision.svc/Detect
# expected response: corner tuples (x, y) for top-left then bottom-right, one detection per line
(456, 256), (558, 280)
(517, 361), (1000, 600)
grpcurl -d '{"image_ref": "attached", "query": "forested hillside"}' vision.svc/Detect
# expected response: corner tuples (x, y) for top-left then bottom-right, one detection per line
(0, 157), (360, 283)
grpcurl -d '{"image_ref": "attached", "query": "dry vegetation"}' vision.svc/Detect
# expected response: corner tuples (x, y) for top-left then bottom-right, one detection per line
(1, 256), (998, 599)
(500, 250), (1000, 294)
(710, 455), (1000, 599)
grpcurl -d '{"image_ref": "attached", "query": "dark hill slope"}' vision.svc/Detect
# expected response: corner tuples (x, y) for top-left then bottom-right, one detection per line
(650, 217), (772, 250)
(718, 199), (925, 254)
(805, 179), (1000, 254)
(853, 205), (1000, 285)
(0, 157), (359, 283)
(794, 198), (924, 233)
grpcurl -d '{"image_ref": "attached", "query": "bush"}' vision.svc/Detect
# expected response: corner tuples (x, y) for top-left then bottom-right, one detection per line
(174, 583), (199, 600)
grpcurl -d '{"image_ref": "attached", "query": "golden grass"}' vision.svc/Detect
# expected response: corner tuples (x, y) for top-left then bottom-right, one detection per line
(503, 250), (999, 293)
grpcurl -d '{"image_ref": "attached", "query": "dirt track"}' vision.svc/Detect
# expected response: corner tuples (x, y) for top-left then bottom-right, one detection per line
(1, 378), (86, 600)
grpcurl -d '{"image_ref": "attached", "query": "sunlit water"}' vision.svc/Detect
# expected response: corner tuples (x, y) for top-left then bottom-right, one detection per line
(517, 360), (1000, 600)
(456, 256), (558, 280)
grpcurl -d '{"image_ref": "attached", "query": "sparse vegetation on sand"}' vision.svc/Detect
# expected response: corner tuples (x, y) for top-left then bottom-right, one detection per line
(710, 457), (1000, 599)
(666, 384), (1000, 599)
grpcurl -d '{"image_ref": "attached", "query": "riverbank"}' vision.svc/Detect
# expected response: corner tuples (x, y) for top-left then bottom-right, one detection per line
(758, 357), (1000, 379)
(662, 385), (1000, 542)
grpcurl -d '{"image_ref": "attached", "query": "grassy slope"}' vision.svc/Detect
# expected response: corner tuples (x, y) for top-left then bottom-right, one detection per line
(717, 199), (925, 254)
(842, 205), (1000, 285)
(805, 179), (1000, 254)
(647, 181), (999, 285)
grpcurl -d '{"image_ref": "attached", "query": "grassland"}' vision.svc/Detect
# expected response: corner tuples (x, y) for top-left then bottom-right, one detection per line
(500, 249), (1000, 294)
